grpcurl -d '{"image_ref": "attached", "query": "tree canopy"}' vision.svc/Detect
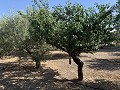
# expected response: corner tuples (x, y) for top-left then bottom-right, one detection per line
(27, 1), (117, 54)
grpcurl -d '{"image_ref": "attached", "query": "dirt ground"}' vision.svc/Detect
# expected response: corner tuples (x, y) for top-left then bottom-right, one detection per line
(0, 47), (120, 90)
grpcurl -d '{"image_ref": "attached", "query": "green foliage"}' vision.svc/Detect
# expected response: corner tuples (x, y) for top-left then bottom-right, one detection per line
(28, 1), (117, 55)
(0, 13), (51, 61)
(20, 7), (53, 60)
(0, 15), (29, 57)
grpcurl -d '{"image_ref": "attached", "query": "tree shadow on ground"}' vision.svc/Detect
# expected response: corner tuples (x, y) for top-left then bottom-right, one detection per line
(112, 53), (120, 56)
(65, 79), (120, 90)
(43, 52), (90, 61)
(0, 61), (61, 90)
(5, 51), (70, 61)
(45, 53), (70, 60)
(0, 61), (119, 90)
(86, 58), (120, 71)
(97, 46), (120, 52)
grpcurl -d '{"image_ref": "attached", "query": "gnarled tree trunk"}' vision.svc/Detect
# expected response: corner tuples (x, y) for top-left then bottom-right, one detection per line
(31, 56), (41, 69)
(35, 60), (40, 69)
(70, 53), (84, 81)
(25, 48), (40, 69)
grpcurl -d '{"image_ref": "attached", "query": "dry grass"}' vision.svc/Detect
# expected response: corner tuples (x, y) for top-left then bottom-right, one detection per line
(0, 47), (120, 90)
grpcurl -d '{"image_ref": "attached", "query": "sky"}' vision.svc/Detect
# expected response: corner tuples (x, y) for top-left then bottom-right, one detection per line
(0, 0), (117, 18)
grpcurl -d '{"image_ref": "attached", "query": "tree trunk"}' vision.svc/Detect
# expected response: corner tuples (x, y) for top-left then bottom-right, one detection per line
(69, 57), (71, 64)
(70, 53), (84, 81)
(35, 60), (40, 69)
(0, 53), (2, 59)
(25, 48), (40, 69)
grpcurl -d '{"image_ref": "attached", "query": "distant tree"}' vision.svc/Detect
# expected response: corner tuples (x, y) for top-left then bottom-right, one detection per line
(114, 0), (120, 45)
(0, 15), (29, 58)
(19, 8), (52, 68)
(27, 0), (117, 80)
(0, 14), (50, 68)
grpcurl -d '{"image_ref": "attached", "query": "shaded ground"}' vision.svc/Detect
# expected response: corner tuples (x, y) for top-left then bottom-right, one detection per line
(0, 47), (120, 90)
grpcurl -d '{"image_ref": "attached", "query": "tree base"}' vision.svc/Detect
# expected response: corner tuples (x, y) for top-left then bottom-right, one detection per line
(36, 61), (40, 69)
(78, 75), (83, 81)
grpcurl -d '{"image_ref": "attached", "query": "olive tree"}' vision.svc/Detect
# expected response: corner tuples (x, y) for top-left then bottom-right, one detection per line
(19, 7), (53, 68)
(0, 15), (29, 58)
(28, 0), (118, 80)
(52, 3), (117, 80)
(0, 14), (50, 68)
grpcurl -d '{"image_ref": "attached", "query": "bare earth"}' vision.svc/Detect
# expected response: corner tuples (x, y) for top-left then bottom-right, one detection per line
(0, 47), (120, 90)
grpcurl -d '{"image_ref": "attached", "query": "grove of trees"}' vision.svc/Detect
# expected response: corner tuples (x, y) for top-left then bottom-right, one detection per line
(0, 0), (119, 81)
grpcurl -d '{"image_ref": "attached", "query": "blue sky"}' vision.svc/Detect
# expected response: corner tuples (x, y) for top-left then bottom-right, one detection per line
(0, 0), (117, 18)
